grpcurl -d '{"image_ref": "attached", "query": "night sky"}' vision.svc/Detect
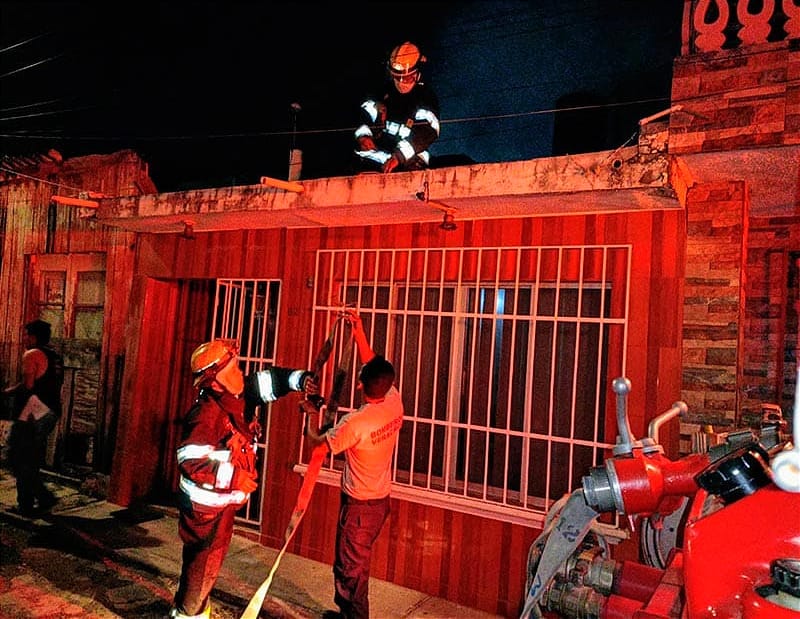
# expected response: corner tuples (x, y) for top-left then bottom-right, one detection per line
(1, 1), (684, 192)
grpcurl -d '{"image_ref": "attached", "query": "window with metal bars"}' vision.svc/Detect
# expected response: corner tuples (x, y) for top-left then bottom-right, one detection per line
(307, 246), (630, 523)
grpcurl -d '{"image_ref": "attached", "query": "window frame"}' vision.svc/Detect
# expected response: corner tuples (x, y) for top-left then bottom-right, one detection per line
(300, 246), (630, 526)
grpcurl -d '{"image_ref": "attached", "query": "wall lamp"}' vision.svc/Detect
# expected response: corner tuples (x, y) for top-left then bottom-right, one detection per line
(440, 212), (457, 231)
(415, 182), (457, 231)
(182, 219), (195, 240)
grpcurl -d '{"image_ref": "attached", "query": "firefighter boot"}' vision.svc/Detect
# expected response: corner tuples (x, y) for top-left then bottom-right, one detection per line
(168, 603), (211, 619)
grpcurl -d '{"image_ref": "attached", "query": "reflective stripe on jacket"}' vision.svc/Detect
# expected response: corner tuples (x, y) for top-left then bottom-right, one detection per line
(177, 367), (306, 510)
(179, 476), (248, 507)
(355, 81), (440, 167)
(176, 440), (248, 507)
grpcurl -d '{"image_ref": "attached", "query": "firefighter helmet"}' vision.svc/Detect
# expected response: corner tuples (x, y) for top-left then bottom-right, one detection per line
(388, 41), (425, 84)
(190, 339), (237, 387)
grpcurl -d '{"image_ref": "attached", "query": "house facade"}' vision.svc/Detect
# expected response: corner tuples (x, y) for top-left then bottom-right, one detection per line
(0, 2), (797, 616)
(0, 150), (156, 473)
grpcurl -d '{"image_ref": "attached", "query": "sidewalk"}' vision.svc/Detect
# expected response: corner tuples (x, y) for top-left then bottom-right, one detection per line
(0, 468), (503, 619)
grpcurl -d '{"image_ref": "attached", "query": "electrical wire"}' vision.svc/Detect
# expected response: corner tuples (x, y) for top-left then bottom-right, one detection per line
(0, 4), (679, 133)
(0, 53), (64, 79)
(0, 97), (69, 113)
(0, 104), (101, 123)
(0, 95), (671, 142)
(0, 32), (53, 55)
(0, 164), (101, 197)
(5, 62), (790, 146)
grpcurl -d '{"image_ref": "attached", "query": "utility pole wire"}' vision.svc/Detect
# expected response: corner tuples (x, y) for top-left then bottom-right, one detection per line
(0, 103), (99, 122)
(0, 53), (64, 79)
(0, 97), (66, 113)
(0, 96), (671, 140)
(0, 32), (51, 54)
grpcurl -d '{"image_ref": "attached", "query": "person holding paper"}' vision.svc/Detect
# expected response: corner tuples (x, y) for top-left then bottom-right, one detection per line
(4, 319), (63, 517)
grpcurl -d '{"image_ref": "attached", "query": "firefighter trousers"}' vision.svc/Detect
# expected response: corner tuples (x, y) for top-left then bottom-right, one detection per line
(174, 501), (237, 616)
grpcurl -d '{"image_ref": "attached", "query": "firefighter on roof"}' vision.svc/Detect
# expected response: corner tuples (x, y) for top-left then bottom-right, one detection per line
(354, 41), (440, 173)
(170, 339), (317, 619)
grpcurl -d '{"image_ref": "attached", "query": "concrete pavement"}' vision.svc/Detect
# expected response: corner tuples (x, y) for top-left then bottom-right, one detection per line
(0, 467), (504, 619)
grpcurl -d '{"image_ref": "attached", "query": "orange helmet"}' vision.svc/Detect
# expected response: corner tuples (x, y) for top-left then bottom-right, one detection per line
(190, 339), (237, 387)
(388, 41), (425, 82)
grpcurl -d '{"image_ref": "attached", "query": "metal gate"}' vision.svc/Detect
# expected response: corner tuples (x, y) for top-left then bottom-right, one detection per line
(211, 278), (281, 526)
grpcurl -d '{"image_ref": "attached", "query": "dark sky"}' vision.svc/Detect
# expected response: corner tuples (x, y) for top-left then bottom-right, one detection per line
(1, 1), (684, 192)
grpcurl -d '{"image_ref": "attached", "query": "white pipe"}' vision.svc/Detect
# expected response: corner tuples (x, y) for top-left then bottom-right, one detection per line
(771, 367), (800, 493)
(648, 401), (688, 444)
(612, 377), (637, 454)
(638, 104), (683, 126)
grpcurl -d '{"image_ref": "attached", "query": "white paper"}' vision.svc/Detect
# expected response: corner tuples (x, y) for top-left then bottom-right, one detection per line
(18, 394), (51, 421)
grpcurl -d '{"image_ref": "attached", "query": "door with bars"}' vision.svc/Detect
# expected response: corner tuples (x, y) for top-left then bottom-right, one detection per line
(211, 278), (281, 526)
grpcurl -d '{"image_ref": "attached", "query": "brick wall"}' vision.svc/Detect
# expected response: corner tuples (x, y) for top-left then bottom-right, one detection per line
(744, 216), (800, 421)
(679, 180), (799, 452)
(670, 41), (799, 154)
(671, 35), (799, 451)
(680, 180), (747, 450)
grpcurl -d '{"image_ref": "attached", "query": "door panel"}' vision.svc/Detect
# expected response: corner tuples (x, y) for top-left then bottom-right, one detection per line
(29, 253), (106, 473)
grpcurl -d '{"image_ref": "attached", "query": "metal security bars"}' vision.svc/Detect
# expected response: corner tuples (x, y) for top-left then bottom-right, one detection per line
(212, 278), (282, 526)
(307, 246), (630, 523)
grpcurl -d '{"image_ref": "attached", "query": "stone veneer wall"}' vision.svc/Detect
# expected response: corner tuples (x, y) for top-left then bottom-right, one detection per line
(670, 30), (798, 451)
(680, 186), (799, 453)
(670, 40), (799, 154)
(680, 180), (747, 452)
(744, 216), (800, 421)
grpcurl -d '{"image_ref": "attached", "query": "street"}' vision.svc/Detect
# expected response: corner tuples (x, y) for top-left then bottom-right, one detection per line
(0, 464), (263, 619)
(0, 514), (245, 619)
(0, 463), (502, 619)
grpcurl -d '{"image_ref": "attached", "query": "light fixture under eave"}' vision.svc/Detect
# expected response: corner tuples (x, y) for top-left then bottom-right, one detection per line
(182, 220), (195, 240)
(427, 199), (457, 232)
(440, 212), (457, 231)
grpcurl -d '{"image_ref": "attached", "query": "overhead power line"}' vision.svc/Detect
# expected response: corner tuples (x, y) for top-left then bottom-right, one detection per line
(0, 164), (104, 198)
(0, 53), (64, 79)
(0, 95), (670, 142)
(0, 97), (66, 113)
(0, 32), (52, 54)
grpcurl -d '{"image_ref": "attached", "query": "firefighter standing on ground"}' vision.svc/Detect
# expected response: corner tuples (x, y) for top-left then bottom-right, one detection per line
(354, 41), (440, 173)
(305, 309), (405, 619)
(3, 319), (63, 517)
(170, 339), (318, 619)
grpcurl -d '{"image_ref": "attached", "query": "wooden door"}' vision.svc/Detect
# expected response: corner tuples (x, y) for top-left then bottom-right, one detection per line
(28, 252), (106, 474)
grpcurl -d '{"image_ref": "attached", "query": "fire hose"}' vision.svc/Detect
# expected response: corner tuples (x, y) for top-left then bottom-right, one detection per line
(240, 312), (352, 619)
(522, 373), (800, 618)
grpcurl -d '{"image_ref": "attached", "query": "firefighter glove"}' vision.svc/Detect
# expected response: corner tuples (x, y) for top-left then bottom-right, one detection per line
(299, 395), (324, 415)
(358, 136), (377, 152)
(382, 154), (400, 174)
(300, 372), (319, 395)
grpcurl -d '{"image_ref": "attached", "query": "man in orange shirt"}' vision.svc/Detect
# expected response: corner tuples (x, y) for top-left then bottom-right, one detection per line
(305, 310), (405, 619)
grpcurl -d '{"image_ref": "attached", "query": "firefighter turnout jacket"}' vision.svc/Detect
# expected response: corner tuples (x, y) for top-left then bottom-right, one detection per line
(177, 367), (310, 510)
(355, 81), (440, 170)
